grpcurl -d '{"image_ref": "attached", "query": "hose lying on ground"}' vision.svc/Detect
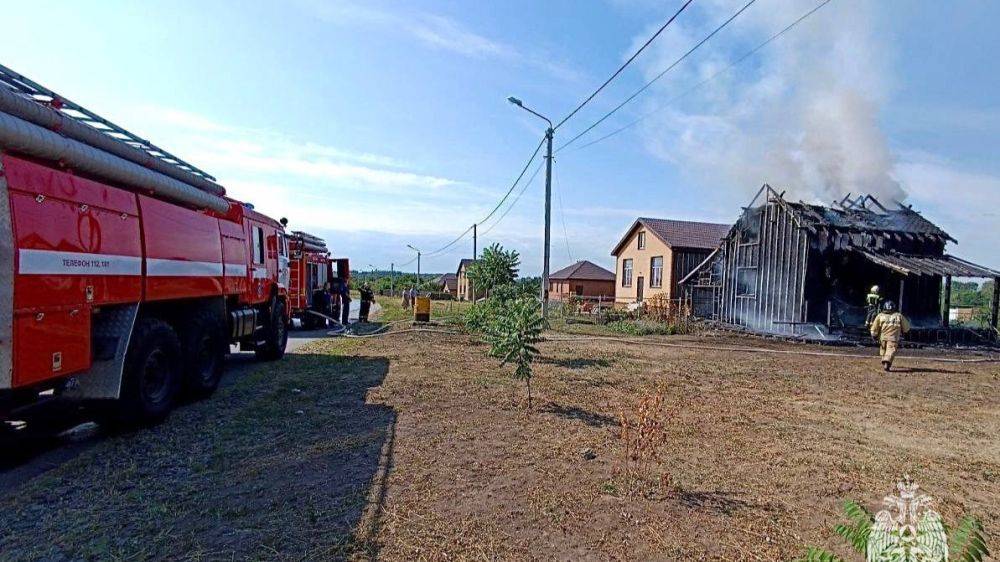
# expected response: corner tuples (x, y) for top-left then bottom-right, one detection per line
(543, 333), (1000, 365)
(304, 310), (460, 339)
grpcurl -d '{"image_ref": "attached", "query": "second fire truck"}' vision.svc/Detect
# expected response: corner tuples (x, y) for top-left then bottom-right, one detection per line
(287, 230), (350, 329)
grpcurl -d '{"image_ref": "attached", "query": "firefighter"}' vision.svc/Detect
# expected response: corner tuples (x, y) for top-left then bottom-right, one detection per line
(311, 282), (333, 327)
(869, 300), (910, 371)
(359, 284), (374, 323)
(339, 279), (352, 326)
(865, 285), (881, 326)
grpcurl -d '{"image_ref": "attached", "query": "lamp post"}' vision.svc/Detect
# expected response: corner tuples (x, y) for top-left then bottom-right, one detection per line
(507, 95), (553, 318)
(406, 244), (421, 280)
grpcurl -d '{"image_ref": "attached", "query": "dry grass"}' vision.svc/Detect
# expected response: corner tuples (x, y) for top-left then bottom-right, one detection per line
(1, 330), (998, 560)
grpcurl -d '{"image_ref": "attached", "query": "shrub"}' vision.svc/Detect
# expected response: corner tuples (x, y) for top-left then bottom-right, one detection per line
(596, 307), (631, 325)
(608, 319), (679, 336)
(616, 392), (673, 496)
(482, 297), (544, 409)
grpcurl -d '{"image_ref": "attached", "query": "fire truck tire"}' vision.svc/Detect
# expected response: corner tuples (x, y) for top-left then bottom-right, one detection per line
(110, 318), (182, 426)
(255, 298), (288, 361)
(181, 310), (227, 398)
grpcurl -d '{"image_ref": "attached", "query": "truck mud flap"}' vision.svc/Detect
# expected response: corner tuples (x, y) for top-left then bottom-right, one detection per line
(61, 303), (138, 400)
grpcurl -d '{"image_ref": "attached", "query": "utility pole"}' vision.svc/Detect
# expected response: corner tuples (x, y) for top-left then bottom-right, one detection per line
(407, 245), (422, 284)
(541, 127), (553, 318)
(390, 262), (394, 295)
(507, 95), (554, 318)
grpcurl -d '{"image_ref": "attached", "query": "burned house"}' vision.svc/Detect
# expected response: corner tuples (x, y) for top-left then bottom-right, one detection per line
(681, 185), (1000, 342)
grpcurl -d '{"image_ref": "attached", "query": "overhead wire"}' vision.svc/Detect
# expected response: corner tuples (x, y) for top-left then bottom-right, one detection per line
(472, 135), (546, 227)
(557, 0), (758, 153)
(404, 135), (545, 263)
(481, 159), (545, 237)
(554, 167), (573, 262)
(571, 0), (834, 152)
(553, 0), (695, 130)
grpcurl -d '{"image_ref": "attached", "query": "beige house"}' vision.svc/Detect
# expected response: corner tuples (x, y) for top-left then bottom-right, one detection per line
(610, 217), (729, 304)
(456, 259), (478, 301)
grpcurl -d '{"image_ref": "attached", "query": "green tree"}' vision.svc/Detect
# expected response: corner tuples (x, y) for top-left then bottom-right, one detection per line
(516, 276), (541, 297)
(467, 243), (519, 297)
(482, 296), (544, 409)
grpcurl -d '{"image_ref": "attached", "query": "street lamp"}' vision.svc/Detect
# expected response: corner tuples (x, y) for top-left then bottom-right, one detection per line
(507, 95), (554, 318)
(406, 244), (422, 279)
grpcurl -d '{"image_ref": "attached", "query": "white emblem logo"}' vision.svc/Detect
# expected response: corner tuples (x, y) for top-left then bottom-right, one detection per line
(867, 477), (948, 562)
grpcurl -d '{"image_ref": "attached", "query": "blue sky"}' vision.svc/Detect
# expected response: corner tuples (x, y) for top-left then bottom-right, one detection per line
(3, 0), (998, 274)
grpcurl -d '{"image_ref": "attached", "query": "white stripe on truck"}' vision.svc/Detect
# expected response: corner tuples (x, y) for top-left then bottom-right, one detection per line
(224, 263), (248, 276)
(146, 258), (223, 277)
(17, 249), (247, 278)
(18, 249), (142, 275)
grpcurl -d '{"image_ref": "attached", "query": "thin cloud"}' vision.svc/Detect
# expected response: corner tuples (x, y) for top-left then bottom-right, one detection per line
(298, 0), (584, 82)
(118, 104), (534, 239)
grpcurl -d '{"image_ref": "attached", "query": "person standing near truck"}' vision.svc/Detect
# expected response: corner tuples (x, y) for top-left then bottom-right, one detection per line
(359, 284), (374, 322)
(339, 279), (352, 326)
(869, 300), (910, 371)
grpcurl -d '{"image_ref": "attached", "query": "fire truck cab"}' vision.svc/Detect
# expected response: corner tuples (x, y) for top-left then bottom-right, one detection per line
(0, 65), (290, 426)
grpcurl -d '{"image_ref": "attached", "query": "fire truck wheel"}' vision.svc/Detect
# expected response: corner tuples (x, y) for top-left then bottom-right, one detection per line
(181, 310), (227, 398)
(112, 318), (182, 426)
(255, 298), (288, 361)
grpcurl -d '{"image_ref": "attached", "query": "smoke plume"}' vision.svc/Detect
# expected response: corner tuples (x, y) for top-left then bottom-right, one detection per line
(635, 0), (905, 203)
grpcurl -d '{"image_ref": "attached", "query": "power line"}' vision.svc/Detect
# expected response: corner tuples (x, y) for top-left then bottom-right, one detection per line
(553, 0), (695, 130)
(475, 135), (545, 227)
(481, 160), (545, 237)
(573, 0), (834, 152)
(558, 0), (757, 153)
(401, 135), (545, 264)
(554, 169), (573, 262)
(422, 224), (475, 258)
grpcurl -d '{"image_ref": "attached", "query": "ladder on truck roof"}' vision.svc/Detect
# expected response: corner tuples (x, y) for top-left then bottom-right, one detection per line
(0, 62), (216, 183)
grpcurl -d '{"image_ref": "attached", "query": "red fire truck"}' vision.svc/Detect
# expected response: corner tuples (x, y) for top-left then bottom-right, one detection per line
(287, 231), (351, 329)
(0, 64), (290, 426)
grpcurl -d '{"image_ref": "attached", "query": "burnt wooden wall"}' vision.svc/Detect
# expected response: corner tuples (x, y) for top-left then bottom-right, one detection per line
(719, 201), (810, 334)
(671, 249), (714, 300)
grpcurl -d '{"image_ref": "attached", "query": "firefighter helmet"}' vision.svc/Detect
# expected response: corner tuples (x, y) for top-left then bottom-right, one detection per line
(871, 285), (880, 294)
(882, 300), (896, 312)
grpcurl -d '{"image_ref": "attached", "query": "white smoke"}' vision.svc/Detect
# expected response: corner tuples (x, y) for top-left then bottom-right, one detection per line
(634, 0), (905, 203)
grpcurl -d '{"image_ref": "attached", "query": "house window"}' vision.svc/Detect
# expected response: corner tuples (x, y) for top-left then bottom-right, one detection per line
(252, 226), (265, 265)
(575, 284), (584, 296)
(650, 256), (663, 288)
(622, 259), (633, 287)
(736, 267), (757, 297)
(637, 231), (646, 250)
